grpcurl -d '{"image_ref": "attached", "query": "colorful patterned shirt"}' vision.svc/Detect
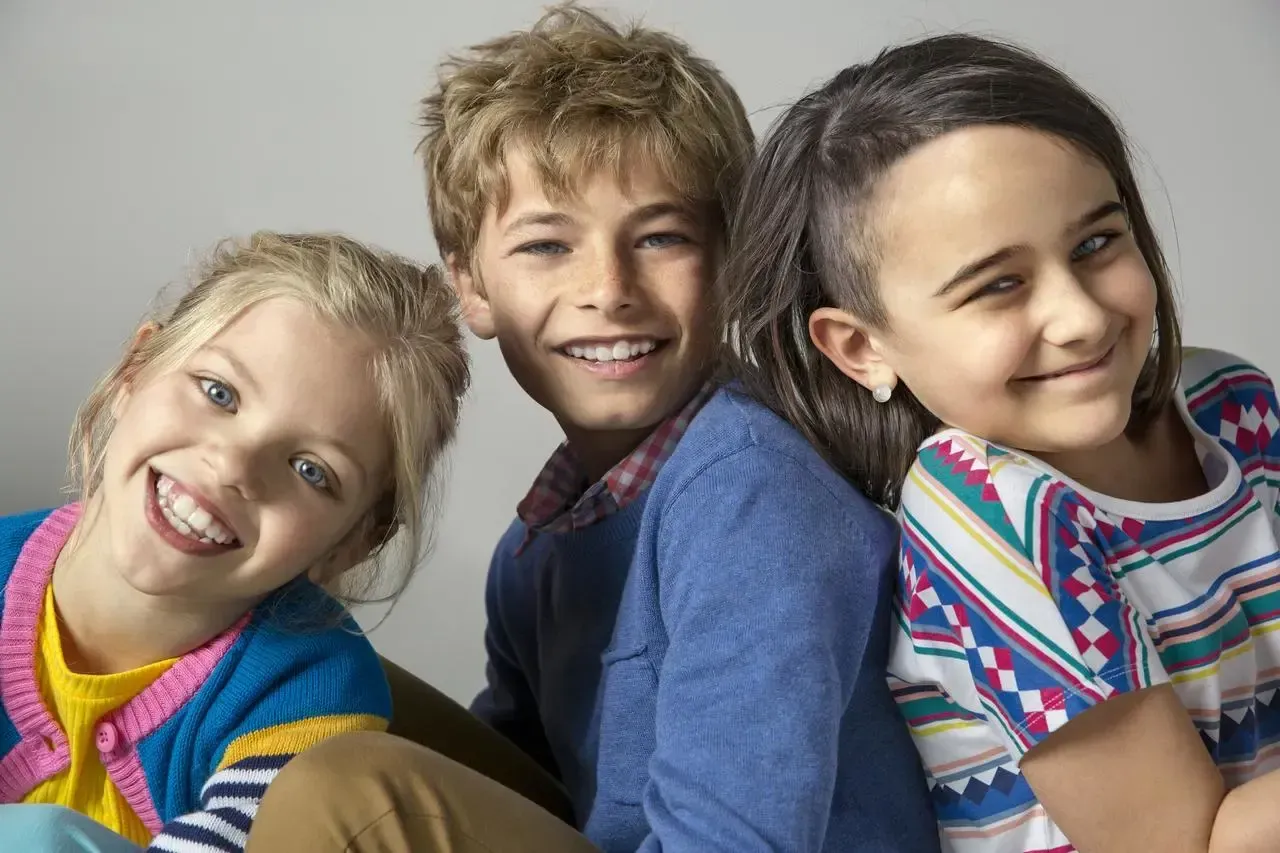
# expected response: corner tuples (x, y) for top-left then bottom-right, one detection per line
(889, 348), (1280, 852)
(515, 383), (715, 550)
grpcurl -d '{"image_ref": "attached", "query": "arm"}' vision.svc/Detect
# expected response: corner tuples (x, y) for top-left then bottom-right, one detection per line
(147, 715), (385, 852)
(640, 451), (897, 853)
(147, 613), (391, 853)
(1021, 684), (1280, 853)
(898, 433), (1280, 853)
(469, 533), (559, 778)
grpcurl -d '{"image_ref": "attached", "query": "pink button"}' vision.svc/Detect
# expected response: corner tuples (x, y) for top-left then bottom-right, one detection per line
(95, 722), (119, 754)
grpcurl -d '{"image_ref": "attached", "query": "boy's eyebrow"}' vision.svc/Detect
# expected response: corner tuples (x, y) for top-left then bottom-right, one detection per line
(627, 201), (694, 224)
(933, 199), (1127, 298)
(206, 345), (259, 394)
(503, 211), (575, 234)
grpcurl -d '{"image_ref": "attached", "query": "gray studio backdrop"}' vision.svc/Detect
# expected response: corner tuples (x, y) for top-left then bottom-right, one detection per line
(2, 0), (1276, 701)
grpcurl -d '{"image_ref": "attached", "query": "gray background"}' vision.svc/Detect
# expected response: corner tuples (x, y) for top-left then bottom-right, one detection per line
(2, 1), (1277, 702)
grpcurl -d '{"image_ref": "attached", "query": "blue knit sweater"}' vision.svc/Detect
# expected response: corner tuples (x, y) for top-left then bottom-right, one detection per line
(0, 506), (391, 852)
(472, 387), (939, 852)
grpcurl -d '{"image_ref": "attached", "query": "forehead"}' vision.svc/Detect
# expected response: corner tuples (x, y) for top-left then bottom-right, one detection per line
(194, 298), (388, 465)
(490, 145), (697, 228)
(875, 126), (1119, 277)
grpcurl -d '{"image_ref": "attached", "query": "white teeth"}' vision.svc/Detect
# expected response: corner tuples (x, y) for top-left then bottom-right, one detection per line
(171, 494), (196, 519)
(564, 339), (659, 363)
(153, 474), (236, 546)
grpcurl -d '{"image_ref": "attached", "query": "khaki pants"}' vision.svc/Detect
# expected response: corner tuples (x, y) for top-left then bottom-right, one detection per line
(245, 732), (602, 853)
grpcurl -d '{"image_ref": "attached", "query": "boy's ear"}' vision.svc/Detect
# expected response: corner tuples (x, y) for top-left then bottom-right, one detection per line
(445, 252), (496, 340)
(808, 307), (898, 394)
(112, 322), (161, 416)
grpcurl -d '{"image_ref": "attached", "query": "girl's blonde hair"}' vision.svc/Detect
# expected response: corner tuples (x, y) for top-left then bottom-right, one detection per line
(69, 231), (471, 606)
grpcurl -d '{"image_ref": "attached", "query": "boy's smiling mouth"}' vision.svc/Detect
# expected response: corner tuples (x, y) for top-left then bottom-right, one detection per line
(145, 468), (241, 553)
(554, 336), (671, 379)
(559, 337), (665, 364)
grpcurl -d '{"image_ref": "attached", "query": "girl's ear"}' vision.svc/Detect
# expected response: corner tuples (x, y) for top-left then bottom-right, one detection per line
(112, 322), (161, 416)
(445, 253), (496, 340)
(808, 307), (898, 393)
(306, 515), (394, 585)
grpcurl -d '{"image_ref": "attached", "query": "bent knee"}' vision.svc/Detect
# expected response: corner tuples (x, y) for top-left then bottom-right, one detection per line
(269, 731), (429, 800)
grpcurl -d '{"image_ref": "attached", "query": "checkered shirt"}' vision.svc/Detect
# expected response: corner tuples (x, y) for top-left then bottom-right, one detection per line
(515, 383), (715, 552)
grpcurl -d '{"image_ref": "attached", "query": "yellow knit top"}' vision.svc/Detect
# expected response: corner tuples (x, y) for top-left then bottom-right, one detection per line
(24, 587), (176, 845)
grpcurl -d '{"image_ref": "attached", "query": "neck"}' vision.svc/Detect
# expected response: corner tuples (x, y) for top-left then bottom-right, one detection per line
(561, 425), (654, 483)
(50, 501), (247, 674)
(1037, 403), (1206, 503)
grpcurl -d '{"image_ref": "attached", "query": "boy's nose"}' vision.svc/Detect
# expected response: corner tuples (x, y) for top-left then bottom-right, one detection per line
(575, 253), (637, 315)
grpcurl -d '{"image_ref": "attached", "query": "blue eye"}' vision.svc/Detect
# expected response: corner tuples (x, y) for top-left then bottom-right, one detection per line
(199, 378), (237, 410)
(640, 233), (688, 249)
(518, 241), (568, 256)
(970, 277), (1023, 301)
(292, 458), (329, 490)
(1072, 233), (1114, 260)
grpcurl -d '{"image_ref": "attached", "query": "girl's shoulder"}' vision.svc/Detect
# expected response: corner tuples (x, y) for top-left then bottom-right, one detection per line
(1180, 347), (1277, 421)
(904, 427), (1038, 514)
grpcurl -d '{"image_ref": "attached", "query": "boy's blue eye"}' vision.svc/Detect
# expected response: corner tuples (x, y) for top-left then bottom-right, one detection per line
(519, 241), (568, 256)
(640, 233), (687, 249)
(292, 458), (329, 490)
(1071, 233), (1114, 260)
(199, 378), (237, 410)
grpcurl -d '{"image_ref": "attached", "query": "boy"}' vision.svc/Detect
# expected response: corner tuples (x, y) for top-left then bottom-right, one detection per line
(247, 5), (938, 852)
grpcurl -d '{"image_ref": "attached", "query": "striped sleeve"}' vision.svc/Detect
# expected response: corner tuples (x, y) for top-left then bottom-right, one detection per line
(146, 713), (386, 853)
(889, 431), (1168, 759)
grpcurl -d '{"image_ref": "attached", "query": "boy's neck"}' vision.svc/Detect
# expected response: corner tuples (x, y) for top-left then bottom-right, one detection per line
(49, 502), (249, 675)
(562, 424), (655, 484)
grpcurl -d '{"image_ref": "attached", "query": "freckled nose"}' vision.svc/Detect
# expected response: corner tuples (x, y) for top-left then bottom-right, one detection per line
(577, 251), (636, 313)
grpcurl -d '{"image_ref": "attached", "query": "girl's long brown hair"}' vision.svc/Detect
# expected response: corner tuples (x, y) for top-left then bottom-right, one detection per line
(718, 34), (1181, 509)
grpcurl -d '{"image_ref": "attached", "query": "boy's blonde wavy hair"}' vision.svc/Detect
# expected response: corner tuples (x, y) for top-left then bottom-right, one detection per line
(68, 231), (470, 606)
(419, 1), (754, 263)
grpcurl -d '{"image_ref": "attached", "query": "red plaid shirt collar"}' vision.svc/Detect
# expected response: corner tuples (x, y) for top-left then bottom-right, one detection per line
(515, 382), (715, 552)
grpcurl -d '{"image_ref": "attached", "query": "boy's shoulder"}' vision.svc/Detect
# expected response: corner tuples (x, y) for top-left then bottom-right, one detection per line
(663, 386), (858, 482)
(654, 385), (893, 526)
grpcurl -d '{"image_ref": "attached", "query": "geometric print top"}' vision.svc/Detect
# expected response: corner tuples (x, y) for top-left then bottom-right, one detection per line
(888, 348), (1280, 852)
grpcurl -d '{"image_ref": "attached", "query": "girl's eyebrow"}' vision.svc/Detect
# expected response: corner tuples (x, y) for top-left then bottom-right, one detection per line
(1067, 199), (1125, 233)
(934, 246), (1024, 298)
(206, 345), (259, 394)
(932, 199), (1127, 298)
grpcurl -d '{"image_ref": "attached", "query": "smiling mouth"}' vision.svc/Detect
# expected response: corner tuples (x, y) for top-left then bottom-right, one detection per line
(560, 338), (666, 364)
(150, 469), (240, 547)
(1023, 345), (1117, 381)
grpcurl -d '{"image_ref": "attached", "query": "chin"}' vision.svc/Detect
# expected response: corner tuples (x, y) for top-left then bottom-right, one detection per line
(1034, 406), (1133, 457)
(568, 405), (666, 435)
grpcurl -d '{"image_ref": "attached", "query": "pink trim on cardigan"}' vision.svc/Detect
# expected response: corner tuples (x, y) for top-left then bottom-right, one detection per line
(0, 505), (248, 835)
(0, 505), (78, 803)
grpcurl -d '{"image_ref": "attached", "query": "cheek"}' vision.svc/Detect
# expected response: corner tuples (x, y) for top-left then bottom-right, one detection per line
(1103, 256), (1159, 326)
(892, 319), (1032, 418)
(649, 258), (713, 327)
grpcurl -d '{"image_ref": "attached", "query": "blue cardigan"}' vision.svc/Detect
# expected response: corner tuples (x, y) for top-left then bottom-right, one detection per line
(472, 386), (940, 852)
(0, 506), (391, 852)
